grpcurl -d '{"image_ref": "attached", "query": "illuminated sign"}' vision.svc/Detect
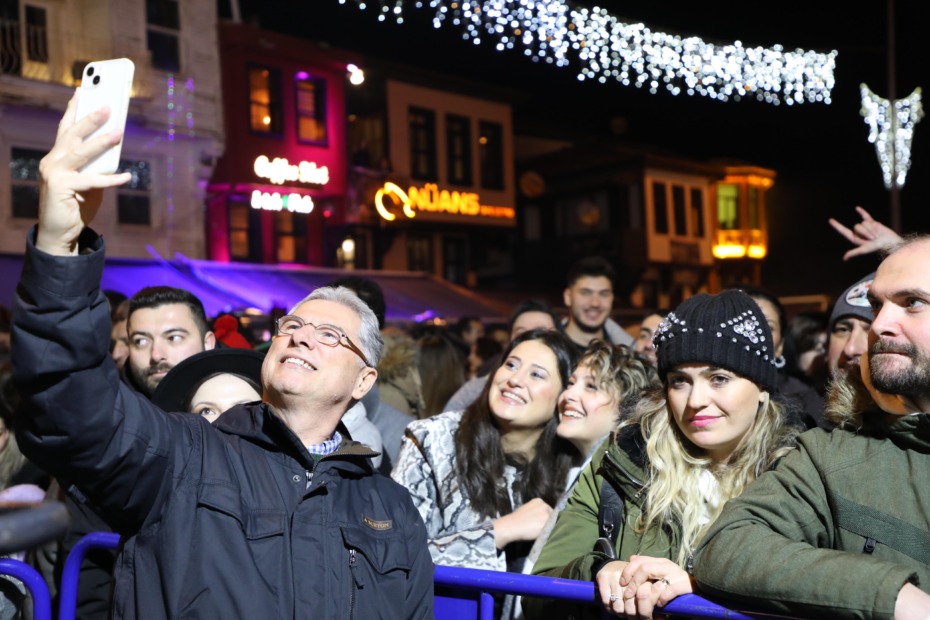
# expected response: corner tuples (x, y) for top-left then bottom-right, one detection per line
(374, 182), (515, 221)
(250, 190), (314, 214)
(253, 155), (330, 186)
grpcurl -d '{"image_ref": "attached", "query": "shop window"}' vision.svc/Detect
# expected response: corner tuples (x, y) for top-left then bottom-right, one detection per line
(9, 147), (42, 220)
(296, 74), (327, 145)
(690, 187), (705, 237)
(407, 234), (433, 272)
(25, 5), (48, 63)
(250, 66), (282, 135)
(409, 107), (436, 181)
(229, 202), (263, 262)
(652, 181), (669, 234)
(446, 114), (472, 185)
(478, 120), (504, 190)
(672, 185), (687, 236)
(146, 0), (180, 72)
(116, 159), (152, 225)
(276, 210), (307, 263)
(717, 184), (739, 230)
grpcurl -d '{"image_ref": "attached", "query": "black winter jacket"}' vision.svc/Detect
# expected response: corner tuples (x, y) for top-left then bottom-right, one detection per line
(12, 229), (434, 619)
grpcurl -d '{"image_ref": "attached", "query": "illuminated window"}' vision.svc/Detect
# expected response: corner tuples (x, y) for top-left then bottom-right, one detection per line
(717, 184), (740, 230)
(672, 185), (687, 236)
(25, 5), (48, 63)
(652, 181), (668, 234)
(229, 202), (262, 262)
(146, 0), (180, 72)
(116, 159), (152, 225)
(249, 66), (282, 135)
(478, 121), (504, 190)
(276, 210), (307, 263)
(690, 188), (705, 237)
(446, 115), (472, 185)
(9, 147), (42, 220)
(409, 107), (437, 181)
(296, 75), (327, 145)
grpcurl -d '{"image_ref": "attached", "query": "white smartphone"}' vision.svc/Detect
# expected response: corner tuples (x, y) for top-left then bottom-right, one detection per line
(74, 58), (135, 175)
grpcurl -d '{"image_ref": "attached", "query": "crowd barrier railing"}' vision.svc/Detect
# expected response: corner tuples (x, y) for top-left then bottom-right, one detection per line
(61, 532), (794, 620)
(0, 557), (52, 620)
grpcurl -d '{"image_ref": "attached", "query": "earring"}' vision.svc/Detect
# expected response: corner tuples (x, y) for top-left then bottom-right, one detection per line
(774, 355), (786, 369)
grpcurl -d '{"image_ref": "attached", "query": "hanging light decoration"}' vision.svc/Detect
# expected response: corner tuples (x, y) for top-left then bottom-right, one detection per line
(338, 0), (836, 105)
(860, 84), (924, 189)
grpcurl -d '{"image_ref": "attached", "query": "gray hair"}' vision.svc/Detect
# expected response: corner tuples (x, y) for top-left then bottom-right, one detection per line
(290, 286), (384, 367)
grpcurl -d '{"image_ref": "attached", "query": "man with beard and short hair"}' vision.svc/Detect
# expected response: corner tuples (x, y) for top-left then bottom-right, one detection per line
(826, 273), (874, 380)
(125, 286), (216, 397)
(562, 257), (633, 353)
(692, 236), (930, 619)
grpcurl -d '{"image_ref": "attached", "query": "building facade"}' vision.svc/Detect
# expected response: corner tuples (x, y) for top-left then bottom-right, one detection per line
(0, 0), (224, 259)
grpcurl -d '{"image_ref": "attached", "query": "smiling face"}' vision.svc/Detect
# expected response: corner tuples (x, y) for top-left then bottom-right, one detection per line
(488, 339), (563, 434)
(128, 304), (215, 397)
(262, 299), (376, 414)
(556, 360), (620, 455)
(189, 374), (262, 422)
(564, 276), (614, 333)
(666, 364), (765, 463)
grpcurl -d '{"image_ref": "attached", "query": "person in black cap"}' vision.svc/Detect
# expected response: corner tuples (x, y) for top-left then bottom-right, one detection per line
(826, 272), (875, 380)
(528, 289), (799, 620)
(152, 348), (264, 421)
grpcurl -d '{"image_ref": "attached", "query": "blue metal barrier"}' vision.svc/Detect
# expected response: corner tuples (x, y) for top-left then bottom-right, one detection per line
(58, 531), (120, 620)
(64, 532), (790, 620)
(0, 557), (52, 620)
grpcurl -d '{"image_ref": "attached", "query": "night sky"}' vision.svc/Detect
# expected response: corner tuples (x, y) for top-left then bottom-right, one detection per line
(232, 0), (930, 302)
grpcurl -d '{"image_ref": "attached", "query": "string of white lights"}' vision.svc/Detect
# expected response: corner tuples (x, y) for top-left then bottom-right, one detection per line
(860, 84), (924, 189)
(337, 0), (836, 105)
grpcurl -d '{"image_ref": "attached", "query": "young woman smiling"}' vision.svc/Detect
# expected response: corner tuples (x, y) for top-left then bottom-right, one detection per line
(527, 290), (799, 620)
(391, 328), (579, 573)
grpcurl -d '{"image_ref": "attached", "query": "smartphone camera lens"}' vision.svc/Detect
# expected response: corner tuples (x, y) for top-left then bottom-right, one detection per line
(86, 66), (94, 77)
(93, 76), (100, 85)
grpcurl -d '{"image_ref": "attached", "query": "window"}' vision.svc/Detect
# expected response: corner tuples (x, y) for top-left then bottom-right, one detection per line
(25, 5), (48, 63)
(249, 66), (282, 134)
(478, 121), (504, 190)
(446, 115), (472, 185)
(116, 159), (152, 225)
(10, 147), (42, 220)
(748, 186), (761, 229)
(275, 210), (307, 263)
(690, 188), (705, 237)
(146, 0), (180, 72)
(717, 184), (739, 230)
(296, 74), (327, 144)
(409, 107), (436, 181)
(651, 181), (668, 234)
(407, 234), (433, 272)
(672, 185), (687, 235)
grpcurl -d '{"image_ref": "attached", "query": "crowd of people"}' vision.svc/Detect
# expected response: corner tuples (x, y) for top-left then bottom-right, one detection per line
(2, 93), (930, 620)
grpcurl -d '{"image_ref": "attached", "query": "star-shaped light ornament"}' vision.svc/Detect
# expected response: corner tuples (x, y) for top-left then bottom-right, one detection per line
(860, 84), (924, 189)
(339, 0), (836, 106)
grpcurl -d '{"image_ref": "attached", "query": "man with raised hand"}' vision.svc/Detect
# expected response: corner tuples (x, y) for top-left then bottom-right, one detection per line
(12, 94), (432, 618)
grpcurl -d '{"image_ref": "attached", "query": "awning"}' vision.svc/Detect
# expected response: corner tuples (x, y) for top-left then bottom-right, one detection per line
(0, 251), (509, 323)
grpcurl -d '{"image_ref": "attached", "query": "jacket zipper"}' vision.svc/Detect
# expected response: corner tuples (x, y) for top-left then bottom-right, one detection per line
(348, 548), (359, 619)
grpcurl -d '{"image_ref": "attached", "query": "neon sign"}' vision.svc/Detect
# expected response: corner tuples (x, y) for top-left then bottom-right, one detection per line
(250, 190), (315, 214)
(374, 182), (515, 221)
(253, 155), (330, 186)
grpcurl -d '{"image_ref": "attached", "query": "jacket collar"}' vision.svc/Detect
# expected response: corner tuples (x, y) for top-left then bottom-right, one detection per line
(861, 409), (930, 453)
(215, 403), (379, 474)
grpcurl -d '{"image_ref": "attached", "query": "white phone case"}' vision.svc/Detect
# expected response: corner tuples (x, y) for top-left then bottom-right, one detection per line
(74, 58), (135, 175)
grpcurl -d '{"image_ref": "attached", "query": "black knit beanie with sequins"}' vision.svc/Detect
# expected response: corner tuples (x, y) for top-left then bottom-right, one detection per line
(654, 289), (778, 393)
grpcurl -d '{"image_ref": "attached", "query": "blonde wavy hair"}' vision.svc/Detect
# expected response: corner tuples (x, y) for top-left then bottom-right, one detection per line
(616, 385), (798, 566)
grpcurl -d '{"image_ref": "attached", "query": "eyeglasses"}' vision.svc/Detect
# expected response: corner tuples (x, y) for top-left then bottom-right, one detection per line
(275, 315), (372, 367)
